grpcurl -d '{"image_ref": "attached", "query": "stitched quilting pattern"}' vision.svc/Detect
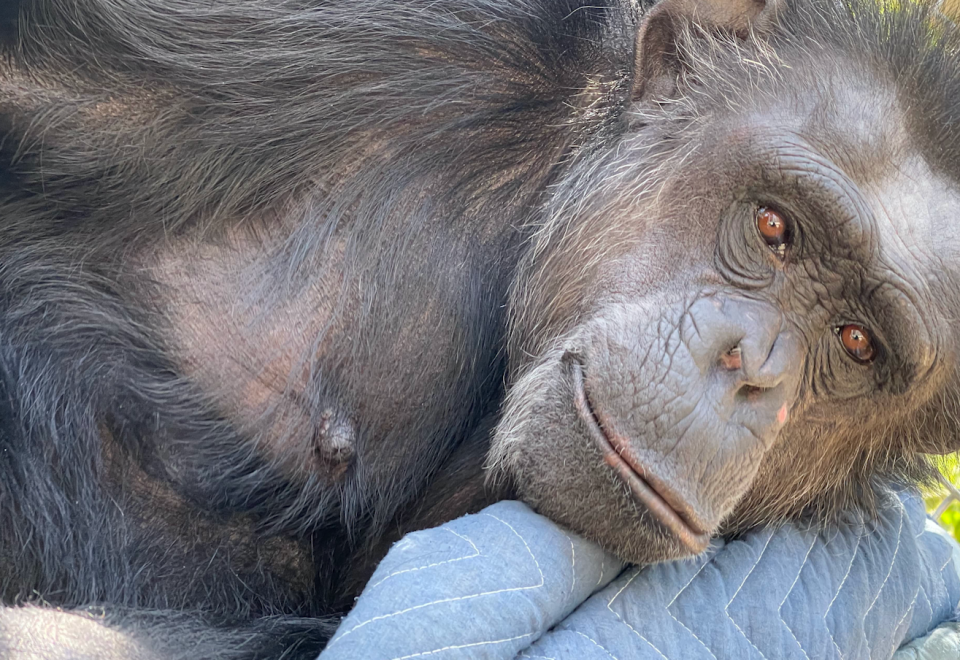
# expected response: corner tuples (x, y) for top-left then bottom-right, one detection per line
(320, 501), (625, 660)
(524, 492), (959, 660)
(318, 493), (960, 660)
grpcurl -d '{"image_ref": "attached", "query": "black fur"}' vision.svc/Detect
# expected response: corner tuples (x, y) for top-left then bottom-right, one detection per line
(2, 0), (960, 658)
(0, 1), (638, 656)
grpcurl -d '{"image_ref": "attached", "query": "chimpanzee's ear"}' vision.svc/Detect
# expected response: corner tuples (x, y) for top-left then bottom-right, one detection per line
(633, 0), (782, 100)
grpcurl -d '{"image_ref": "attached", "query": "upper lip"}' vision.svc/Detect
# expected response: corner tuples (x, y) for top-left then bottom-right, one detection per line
(568, 358), (711, 554)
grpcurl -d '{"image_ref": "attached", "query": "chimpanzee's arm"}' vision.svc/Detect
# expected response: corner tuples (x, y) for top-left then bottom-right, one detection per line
(0, 607), (336, 660)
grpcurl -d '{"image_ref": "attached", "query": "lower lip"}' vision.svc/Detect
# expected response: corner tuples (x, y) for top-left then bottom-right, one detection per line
(569, 361), (711, 554)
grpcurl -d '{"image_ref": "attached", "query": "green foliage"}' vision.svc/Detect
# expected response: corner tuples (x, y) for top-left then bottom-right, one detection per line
(924, 453), (960, 544)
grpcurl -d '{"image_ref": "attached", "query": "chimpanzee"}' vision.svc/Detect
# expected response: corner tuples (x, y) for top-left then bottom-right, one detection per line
(1, 0), (960, 657)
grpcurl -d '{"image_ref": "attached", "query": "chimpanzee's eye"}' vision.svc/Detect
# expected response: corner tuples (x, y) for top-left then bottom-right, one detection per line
(756, 206), (790, 257)
(836, 324), (876, 363)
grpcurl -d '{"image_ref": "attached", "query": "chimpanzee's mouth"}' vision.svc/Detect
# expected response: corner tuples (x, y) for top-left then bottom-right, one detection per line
(568, 358), (711, 554)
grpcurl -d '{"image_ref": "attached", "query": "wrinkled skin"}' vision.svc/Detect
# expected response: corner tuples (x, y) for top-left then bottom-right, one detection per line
(2, 0), (960, 658)
(494, 26), (960, 562)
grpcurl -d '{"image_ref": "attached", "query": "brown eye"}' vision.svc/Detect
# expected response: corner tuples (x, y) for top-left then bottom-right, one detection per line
(756, 206), (789, 255)
(837, 324), (876, 363)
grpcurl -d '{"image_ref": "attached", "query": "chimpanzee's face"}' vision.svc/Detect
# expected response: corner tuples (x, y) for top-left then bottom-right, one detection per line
(492, 23), (960, 563)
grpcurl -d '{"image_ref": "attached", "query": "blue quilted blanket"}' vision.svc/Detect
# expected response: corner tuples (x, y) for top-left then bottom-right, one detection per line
(319, 491), (960, 660)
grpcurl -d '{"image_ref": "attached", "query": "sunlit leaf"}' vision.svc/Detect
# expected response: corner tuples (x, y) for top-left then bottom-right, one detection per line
(925, 452), (960, 543)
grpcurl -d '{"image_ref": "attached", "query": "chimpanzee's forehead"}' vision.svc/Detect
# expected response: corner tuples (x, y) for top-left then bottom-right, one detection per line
(784, 64), (960, 301)
(688, 0), (960, 178)
(776, 61), (960, 272)
(794, 66), (903, 180)
(769, 0), (960, 181)
(867, 154), (960, 312)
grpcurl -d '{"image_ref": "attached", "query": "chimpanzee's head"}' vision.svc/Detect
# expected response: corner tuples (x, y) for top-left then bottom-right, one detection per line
(492, 0), (960, 563)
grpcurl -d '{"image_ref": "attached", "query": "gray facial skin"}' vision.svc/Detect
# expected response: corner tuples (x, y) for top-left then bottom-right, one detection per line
(492, 0), (960, 564)
(8, 0), (960, 655)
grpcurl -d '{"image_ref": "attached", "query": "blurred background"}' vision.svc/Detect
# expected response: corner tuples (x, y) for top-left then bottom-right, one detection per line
(927, 455), (960, 542)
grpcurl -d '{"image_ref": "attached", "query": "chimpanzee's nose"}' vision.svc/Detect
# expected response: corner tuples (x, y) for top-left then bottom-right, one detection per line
(682, 296), (800, 392)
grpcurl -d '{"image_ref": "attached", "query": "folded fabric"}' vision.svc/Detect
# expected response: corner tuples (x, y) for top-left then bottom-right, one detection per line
(894, 623), (960, 660)
(319, 490), (960, 660)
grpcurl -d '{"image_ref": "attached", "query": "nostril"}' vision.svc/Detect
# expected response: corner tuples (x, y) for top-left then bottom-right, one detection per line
(719, 345), (742, 371)
(737, 384), (766, 402)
